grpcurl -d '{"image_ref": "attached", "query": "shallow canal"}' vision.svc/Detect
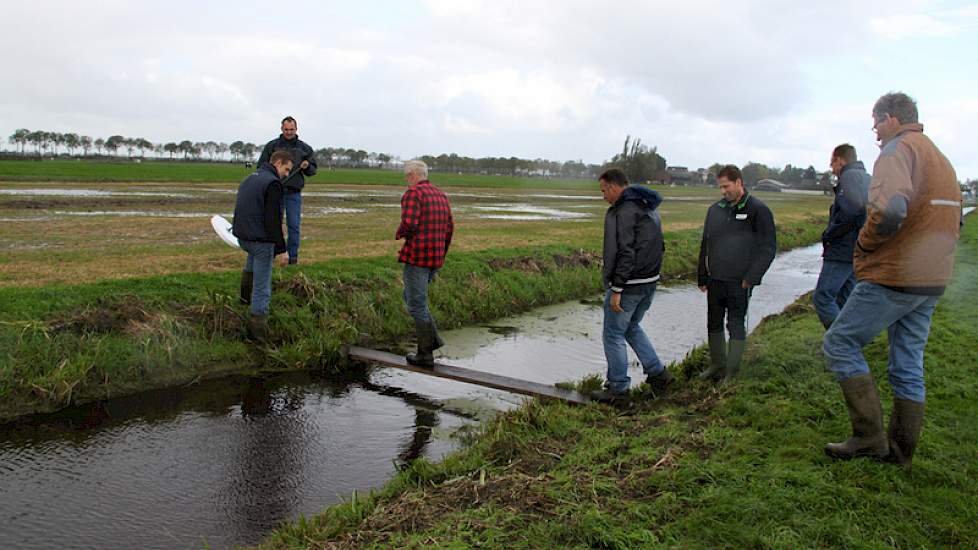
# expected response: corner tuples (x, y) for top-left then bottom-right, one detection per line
(0, 244), (824, 550)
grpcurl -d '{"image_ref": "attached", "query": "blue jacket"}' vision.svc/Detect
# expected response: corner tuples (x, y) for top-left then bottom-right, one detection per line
(602, 186), (665, 291)
(823, 161), (869, 262)
(232, 163), (286, 253)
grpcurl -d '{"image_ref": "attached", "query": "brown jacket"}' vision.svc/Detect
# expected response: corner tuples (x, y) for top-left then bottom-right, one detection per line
(855, 123), (961, 291)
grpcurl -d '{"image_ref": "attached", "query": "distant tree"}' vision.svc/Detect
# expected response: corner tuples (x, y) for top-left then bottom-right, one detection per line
(163, 142), (179, 159)
(740, 162), (774, 187)
(177, 140), (193, 159)
(377, 153), (391, 168)
(62, 133), (79, 156)
(80, 135), (93, 156)
(606, 135), (666, 183)
(217, 142), (229, 161)
(105, 135), (125, 156)
(94, 138), (105, 156)
(9, 128), (29, 154)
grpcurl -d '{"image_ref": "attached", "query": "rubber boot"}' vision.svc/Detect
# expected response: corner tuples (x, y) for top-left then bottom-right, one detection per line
(406, 320), (435, 367)
(698, 331), (727, 381)
(240, 271), (253, 305)
(248, 314), (269, 342)
(886, 398), (924, 470)
(824, 374), (889, 459)
(722, 339), (746, 383)
(430, 319), (445, 351)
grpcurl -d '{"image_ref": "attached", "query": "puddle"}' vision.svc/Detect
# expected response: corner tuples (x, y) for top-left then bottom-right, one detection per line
(471, 204), (593, 220)
(316, 207), (367, 214)
(51, 210), (222, 218)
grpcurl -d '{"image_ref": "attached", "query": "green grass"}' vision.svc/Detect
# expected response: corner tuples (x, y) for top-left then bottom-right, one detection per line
(0, 219), (824, 422)
(255, 218), (978, 549)
(0, 159), (597, 188)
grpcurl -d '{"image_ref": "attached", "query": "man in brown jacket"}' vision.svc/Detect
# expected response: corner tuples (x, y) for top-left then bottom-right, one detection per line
(822, 92), (962, 470)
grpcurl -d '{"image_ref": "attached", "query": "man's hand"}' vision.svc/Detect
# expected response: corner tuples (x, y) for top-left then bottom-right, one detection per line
(610, 292), (624, 313)
(741, 280), (751, 289)
(300, 160), (310, 170)
(277, 253), (289, 267)
(698, 285), (707, 293)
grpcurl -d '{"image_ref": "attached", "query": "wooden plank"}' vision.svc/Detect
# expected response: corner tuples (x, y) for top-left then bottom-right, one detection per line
(342, 345), (591, 405)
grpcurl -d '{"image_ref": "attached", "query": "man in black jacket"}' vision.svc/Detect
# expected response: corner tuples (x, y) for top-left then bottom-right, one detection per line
(591, 168), (671, 404)
(257, 116), (318, 265)
(232, 150), (292, 340)
(813, 144), (869, 328)
(697, 165), (777, 382)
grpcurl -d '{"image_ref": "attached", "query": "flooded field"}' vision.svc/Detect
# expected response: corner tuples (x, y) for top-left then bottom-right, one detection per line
(0, 244), (823, 550)
(0, 179), (828, 286)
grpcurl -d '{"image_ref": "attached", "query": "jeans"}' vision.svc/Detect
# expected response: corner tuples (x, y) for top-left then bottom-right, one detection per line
(813, 260), (857, 328)
(602, 284), (664, 393)
(823, 281), (939, 403)
(282, 192), (302, 260)
(240, 239), (274, 316)
(706, 279), (750, 340)
(403, 263), (438, 323)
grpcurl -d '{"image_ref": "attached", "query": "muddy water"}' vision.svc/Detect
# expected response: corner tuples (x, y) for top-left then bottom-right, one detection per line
(0, 244), (823, 550)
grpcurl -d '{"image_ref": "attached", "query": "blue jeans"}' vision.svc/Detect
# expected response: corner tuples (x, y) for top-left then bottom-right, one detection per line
(823, 281), (939, 403)
(403, 263), (438, 323)
(239, 240), (274, 316)
(813, 260), (857, 328)
(282, 192), (302, 260)
(602, 284), (664, 393)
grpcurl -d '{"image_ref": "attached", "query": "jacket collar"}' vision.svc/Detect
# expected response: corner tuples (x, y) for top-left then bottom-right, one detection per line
(719, 191), (750, 209)
(880, 123), (923, 148)
(278, 134), (299, 143)
(257, 162), (280, 180)
(840, 160), (865, 175)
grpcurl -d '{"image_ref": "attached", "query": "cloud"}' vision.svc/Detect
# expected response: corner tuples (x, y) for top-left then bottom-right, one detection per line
(870, 14), (958, 39)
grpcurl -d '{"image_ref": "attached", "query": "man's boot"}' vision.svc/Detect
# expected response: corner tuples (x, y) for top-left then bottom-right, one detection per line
(240, 271), (253, 305)
(430, 319), (445, 351)
(824, 373), (889, 459)
(886, 398), (924, 470)
(722, 339), (746, 383)
(406, 320), (435, 367)
(698, 331), (727, 381)
(248, 314), (269, 342)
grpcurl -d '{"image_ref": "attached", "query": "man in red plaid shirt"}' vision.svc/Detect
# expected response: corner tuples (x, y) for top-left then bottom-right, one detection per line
(396, 160), (454, 367)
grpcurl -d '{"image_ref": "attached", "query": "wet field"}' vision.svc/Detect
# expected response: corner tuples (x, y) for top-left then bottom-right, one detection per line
(0, 244), (824, 550)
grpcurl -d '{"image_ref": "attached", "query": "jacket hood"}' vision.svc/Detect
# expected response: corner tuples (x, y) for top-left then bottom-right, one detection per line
(618, 185), (662, 211)
(257, 162), (280, 179)
(840, 160), (866, 174)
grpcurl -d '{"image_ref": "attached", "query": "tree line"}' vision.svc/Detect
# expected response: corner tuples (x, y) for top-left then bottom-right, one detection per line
(6, 129), (262, 162)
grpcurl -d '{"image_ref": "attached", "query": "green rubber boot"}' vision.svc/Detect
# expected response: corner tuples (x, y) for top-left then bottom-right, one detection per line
(698, 331), (727, 381)
(722, 339), (746, 383)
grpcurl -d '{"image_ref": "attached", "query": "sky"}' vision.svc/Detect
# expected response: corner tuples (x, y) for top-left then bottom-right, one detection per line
(1, 0), (976, 180)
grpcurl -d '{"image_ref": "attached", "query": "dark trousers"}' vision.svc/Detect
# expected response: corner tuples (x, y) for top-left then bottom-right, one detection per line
(707, 279), (750, 340)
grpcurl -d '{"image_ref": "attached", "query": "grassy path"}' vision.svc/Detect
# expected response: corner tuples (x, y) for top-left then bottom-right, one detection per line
(257, 218), (978, 549)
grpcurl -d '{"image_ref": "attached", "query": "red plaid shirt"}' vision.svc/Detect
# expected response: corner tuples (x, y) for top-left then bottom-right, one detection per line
(396, 180), (454, 268)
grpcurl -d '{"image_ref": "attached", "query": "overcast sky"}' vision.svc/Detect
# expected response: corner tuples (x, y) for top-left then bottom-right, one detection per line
(2, 0), (976, 179)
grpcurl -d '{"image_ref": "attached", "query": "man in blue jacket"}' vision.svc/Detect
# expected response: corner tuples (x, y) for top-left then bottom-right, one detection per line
(813, 144), (870, 328)
(591, 168), (671, 404)
(257, 116), (317, 265)
(697, 165), (777, 383)
(232, 150), (292, 340)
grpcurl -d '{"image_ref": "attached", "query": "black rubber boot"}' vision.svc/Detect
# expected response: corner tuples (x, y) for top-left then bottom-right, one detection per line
(722, 339), (746, 383)
(886, 398), (924, 471)
(248, 314), (269, 342)
(824, 374), (889, 460)
(645, 368), (673, 397)
(240, 271), (253, 305)
(430, 319), (445, 351)
(406, 320), (435, 367)
(699, 331), (726, 381)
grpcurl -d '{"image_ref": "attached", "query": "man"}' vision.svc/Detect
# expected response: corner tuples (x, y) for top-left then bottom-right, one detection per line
(697, 165), (777, 383)
(396, 160), (454, 367)
(232, 150), (293, 340)
(813, 144), (870, 328)
(258, 116), (317, 265)
(823, 92), (961, 469)
(590, 168), (671, 404)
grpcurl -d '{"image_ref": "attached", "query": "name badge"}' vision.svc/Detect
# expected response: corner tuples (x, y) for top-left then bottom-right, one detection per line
(735, 213), (748, 220)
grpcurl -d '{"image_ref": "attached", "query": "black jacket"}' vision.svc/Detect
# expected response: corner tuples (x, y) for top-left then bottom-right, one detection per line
(257, 134), (318, 193)
(697, 193), (777, 286)
(603, 186), (665, 291)
(822, 161), (869, 262)
(231, 163), (286, 254)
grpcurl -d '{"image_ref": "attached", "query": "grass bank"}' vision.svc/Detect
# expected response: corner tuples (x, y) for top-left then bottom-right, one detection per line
(256, 218), (978, 549)
(0, 220), (823, 422)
